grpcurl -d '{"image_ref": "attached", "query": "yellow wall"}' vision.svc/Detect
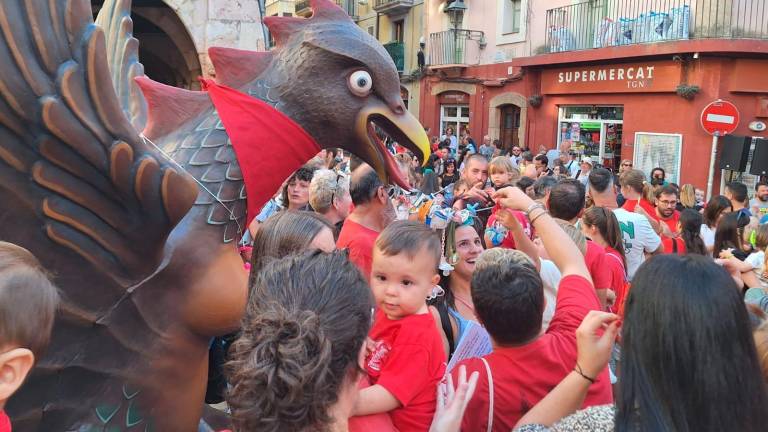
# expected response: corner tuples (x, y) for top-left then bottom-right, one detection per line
(353, 1), (425, 114)
(265, 0), (295, 17)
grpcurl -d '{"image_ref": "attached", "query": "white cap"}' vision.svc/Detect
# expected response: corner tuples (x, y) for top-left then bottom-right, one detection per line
(581, 156), (594, 166)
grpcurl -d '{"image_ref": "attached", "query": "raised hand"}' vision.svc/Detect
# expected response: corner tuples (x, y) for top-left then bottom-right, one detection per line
(575, 310), (621, 378)
(430, 365), (480, 432)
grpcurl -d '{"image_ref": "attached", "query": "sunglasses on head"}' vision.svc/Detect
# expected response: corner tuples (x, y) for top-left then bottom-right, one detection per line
(622, 163), (633, 167)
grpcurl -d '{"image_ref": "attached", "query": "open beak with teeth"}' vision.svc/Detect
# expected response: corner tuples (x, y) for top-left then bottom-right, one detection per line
(354, 100), (431, 190)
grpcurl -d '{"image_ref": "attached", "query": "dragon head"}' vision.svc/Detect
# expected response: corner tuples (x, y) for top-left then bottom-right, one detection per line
(211, 0), (429, 189)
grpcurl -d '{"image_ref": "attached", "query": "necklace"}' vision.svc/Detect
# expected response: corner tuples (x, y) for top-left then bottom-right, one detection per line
(453, 293), (475, 313)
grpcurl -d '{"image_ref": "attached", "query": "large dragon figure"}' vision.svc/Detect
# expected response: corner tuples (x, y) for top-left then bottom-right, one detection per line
(1, 0), (428, 430)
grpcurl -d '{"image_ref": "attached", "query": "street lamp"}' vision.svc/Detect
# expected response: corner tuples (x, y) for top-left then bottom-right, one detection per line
(444, 0), (467, 29)
(444, 0), (467, 64)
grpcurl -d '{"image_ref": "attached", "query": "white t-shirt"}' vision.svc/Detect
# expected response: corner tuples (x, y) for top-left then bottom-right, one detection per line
(745, 250), (768, 286)
(539, 258), (562, 330)
(613, 208), (662, 280)
(700, 224), (716, 249)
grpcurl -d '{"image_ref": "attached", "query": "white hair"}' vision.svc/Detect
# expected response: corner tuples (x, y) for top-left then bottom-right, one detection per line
(309, 169), (349, 214)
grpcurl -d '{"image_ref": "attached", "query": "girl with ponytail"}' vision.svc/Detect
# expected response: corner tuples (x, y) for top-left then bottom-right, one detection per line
(582, 207), (627, 313)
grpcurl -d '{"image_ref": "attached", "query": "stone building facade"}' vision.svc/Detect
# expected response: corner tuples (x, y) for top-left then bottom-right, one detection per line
(93, 0), (267, 89)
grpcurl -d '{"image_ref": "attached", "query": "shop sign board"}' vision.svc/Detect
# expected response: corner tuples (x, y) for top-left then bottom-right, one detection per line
(700, 99), (739, 137)
(541, 61), (681, 94)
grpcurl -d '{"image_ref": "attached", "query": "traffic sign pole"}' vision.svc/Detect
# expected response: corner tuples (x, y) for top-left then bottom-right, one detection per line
(706, 134), (718, 201)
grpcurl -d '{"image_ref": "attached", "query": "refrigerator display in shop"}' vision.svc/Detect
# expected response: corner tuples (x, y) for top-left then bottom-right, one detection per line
(558, 106), (624, 171)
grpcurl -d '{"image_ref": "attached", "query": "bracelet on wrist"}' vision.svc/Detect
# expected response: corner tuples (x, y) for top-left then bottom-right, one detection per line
(574, 362), (596, 384)
(525, 202), (546, 218)
(529, 208), (548, 225)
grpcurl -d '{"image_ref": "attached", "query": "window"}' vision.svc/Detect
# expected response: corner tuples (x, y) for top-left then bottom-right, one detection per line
(440, 104), (470, 138)
(393, 20), (404, 43)
(368, 26), (375, 36)
(282, 12), (292, 17)
(502, 0), (523, 34)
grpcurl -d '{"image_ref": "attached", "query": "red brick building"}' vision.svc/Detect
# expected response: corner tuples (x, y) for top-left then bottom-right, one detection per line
(419, 1), (768, 192)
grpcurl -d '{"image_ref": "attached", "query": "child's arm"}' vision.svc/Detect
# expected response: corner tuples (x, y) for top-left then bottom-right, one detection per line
(353, 384), (402, 416)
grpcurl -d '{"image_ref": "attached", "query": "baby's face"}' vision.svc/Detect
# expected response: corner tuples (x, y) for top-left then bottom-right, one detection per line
(370, 247), (437, 320)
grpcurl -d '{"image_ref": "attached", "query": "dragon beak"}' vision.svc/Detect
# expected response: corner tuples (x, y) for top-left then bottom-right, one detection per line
(354, 100), (431, 190)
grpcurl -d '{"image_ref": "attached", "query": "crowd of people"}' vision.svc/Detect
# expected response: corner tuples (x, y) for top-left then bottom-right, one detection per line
(3, 133), (768, 431)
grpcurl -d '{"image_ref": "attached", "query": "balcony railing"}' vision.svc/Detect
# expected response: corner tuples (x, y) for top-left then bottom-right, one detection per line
(428, 29), (486, 66)
(383, 42), (405, 72)
(545, 0), (768, 53)
(373, 0), (414, 15)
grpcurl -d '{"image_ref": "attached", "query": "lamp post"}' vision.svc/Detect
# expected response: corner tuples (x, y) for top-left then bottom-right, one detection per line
(444, 0), (467, 64)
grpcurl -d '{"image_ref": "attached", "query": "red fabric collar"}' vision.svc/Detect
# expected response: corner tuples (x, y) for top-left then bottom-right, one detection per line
(200, 79), (321, 226)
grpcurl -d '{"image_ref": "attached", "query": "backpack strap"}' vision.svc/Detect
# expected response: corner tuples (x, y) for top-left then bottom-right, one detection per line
(672, 238), (679, 253)
(480, 357), (494, 432)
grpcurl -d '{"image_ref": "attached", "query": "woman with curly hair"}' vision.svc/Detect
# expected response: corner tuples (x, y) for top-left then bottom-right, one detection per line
(227, 251), (373, 432)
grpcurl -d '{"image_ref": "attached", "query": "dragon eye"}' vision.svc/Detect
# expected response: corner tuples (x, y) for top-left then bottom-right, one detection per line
(348, 70), (373, 97)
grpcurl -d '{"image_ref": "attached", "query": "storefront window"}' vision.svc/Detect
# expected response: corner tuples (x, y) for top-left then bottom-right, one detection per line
(558, 105), (624, 172)
(561, 106), (623, 121)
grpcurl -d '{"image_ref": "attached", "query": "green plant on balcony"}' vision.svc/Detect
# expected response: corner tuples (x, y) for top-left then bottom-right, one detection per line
(676, 84), (700, 100)
(383, 42), (405, 73)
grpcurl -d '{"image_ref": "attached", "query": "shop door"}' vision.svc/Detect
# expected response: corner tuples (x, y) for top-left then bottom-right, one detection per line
(601, 123), (622, 171)
(500, 105), (521, 151)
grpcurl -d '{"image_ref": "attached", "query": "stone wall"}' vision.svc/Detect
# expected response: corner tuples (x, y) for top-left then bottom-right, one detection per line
(162, 0), (267, 77)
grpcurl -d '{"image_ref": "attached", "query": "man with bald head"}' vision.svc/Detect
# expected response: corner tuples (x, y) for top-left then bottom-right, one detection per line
(336, 164), (396, 278)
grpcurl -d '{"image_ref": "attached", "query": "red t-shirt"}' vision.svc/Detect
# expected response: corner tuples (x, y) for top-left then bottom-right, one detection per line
(662, 236), (686, 254)
(622, 198), (656, 215)
(604, 247), (628, 314)
(653, 210), (680, 234)
(365, 310), (447, 431)
(585, 240), (611, 291)
(0, 411), (10, 432)
(486, 205), (534, 249)
(453, 275), (613, 431)
(337, 219), (379, 279)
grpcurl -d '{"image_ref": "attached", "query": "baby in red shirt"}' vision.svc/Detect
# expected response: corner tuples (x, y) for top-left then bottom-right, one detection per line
(351, 221), (447, 431)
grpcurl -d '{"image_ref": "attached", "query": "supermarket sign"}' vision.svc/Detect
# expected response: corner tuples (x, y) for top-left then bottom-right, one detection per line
(542, 61), (681, 94)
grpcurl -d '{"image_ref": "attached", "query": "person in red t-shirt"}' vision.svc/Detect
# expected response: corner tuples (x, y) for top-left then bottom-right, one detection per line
(547, 179), (613, 308)
(452, 187), (612, 432)
(581, 207), (629, 314)
(652, 185), (681, 234)
(337, 165), (396, 279)
(351, 222), (447, 431)
(0, 243), (60, 432)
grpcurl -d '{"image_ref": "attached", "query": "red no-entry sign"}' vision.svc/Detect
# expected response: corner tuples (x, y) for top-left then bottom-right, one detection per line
(701, 99), (740, 136)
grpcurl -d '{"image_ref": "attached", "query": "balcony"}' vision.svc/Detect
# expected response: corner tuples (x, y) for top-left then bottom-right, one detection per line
(373, 0), (414, 15)
(545, 0), (768, 53)
(295, 0), (311, 16)
(383, 42), (405, 72)
(428, 29), (486, 67)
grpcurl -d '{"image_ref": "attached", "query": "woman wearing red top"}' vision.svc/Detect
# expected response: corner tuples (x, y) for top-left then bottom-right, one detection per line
(581, 207), (628, 315)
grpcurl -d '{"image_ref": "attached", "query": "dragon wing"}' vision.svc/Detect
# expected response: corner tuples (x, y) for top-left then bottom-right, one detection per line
(94, 0), (148, 132)
(0, 0), (197, 287)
